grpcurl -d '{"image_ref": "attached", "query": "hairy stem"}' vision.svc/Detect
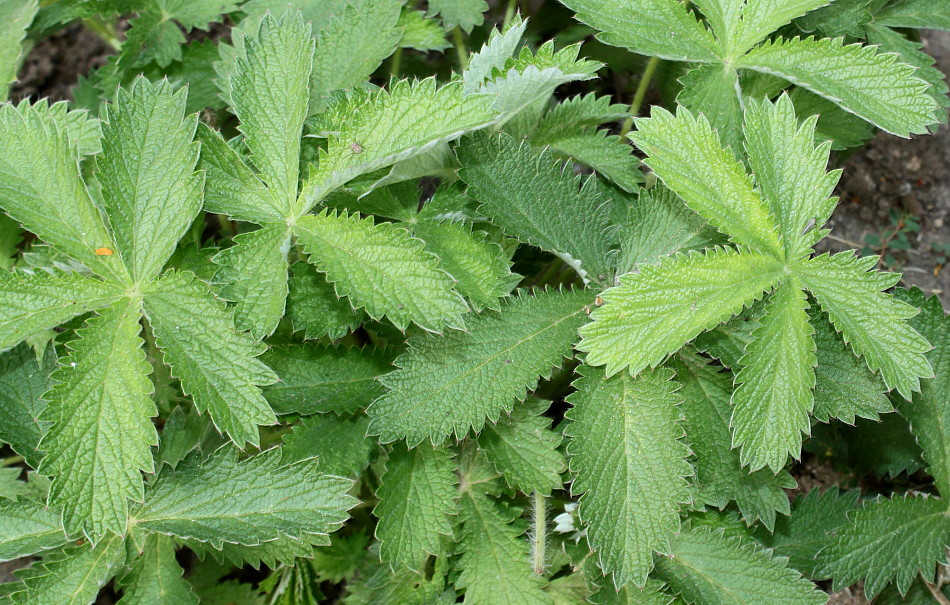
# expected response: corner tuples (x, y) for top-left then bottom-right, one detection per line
(453, 27), (469, 71)
(531, 492), (547, 575)
(619, 56), (661, 139)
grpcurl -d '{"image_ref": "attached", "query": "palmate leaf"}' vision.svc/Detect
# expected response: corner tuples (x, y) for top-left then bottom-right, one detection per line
(97, 79), (203, 284)
(559, 0), (720, 62)
(732, 279), (816, 472)
(0, 102), (127, 284)
(675, 64), (743, 153)
(0, 269), (122, 350)
(299, 78), (496, 210)
(295, 210), (468, 332)
(228, 10), (312, 213)
(367, 288), (590, 446)
(374, 443), (457, 570)
(736, 36), (938, 136)
(672, 351), (794, 531)
(7, 535), (124, 605)
(39, 298), (156, 543)
(143, 271), (278, 447)
(819, 494), (950, 598)
(457, 490), (549, 604)
(478, 398), (566, 496)
(0, 344), (54, 468)
(462, 15), (528, 93)
(654, 527), (826, 605)
(630, 106), (783, 258)
(893, 288), (950, 496)
(0, 498), (68, 562)
(117, 534), (198, 605)
(727, 0), (828, 56)
(536, 129), (644, 193)
(132, 446), (355, 548)
(798, 252), (932, 398)
(427, 0), (487, 32)
(578, 247), (783, 378)
(566, 365), (692, 588)
(457, 132), (615, 285)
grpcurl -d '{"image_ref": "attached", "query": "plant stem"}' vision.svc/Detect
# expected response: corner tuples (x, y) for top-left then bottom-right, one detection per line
(619, 56), (661, 139)
(2, 456), (23, 467)
(503, 0), (518, 27)
(453, 27), (469, 71)
(390, 47), (404, 78)
(531, 492), (547, 575)
(83, 16), (122, 51)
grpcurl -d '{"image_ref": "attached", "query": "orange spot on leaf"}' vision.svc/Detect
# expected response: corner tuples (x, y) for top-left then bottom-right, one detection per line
(94, 247), (113, 256)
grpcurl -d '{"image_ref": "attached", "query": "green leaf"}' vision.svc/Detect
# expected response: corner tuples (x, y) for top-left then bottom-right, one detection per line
(742, 94), (840, 258)
(797, 252), (932, 398)
(732, 279), (815, 472)
(654, 527), (826, 605)
(579, 247), (783, 378)
(559, 0), (720, 62)
(537, 130), (644, 193)
(280, 412), (374, 478)
(672, 350), (794, 531)
(32, 99), (102, 157)
(462, 15), (529, 93)
(565, 365), (692, 587)
(819, 494), (950, 598)
(133, 446), (355, 547)
(412, 219), (518, 312)
(295, 210), (468, 332)
(457, 490), (549, 604)
(228, 10), (313, 212)
(787, 88), (876, 151)
(736, 36), (938, 137)
(397, 9), (450, 52)
(760, 487), (859, 578)
(7, 535), (124, 605)
(153, 0), (239, 31)
(143, 271), (277, 447)
(676, 64), (743, 153)
(616, 184), (724, 274)
(263, 344), (392, 415)
(117, 534), (198, 605)
(0, 0), (38, 101)
(631, 106), (783, 258)
(893, 288), (950, 498)
(285, 261), (365, 340)
(479, 399), (566, 496)
(457, 132), (615, 285)
(0, 498), (68, 562)
(731, 0), (828, 55)
(368, 288), (590, 446)
(0, 344), (54, 468)
(0, 103), (127, 283)
(810, 311), (892, 424)
(0, 269), (123, 350)
(427, 0), (487, 32)
(374, 443), (457, 570)
(98, 78), (202, 284)
(876, 0), (950, 30)
(195, 123), (287, 223)
(299, 78), (495, 210)
(214, 225), (292, 339)
(39, 298), (156, 542)
(310, 0), (403, 113)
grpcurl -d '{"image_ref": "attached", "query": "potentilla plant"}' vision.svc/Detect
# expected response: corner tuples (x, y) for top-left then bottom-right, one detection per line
(0, 1), (948, 604)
